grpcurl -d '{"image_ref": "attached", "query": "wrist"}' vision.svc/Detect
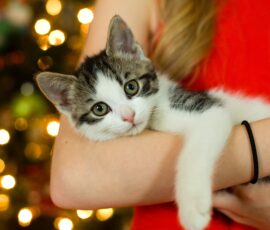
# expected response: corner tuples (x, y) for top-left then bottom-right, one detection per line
(213, 118), (270, 191)
(213, 123), (253, 190)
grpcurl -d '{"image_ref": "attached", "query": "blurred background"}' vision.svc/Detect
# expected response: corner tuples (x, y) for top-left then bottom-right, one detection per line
(0, 0), (132, 229)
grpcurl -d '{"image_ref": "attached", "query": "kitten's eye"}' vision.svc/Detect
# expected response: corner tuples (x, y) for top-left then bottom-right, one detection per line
(124, 80), (139, 96)
(91, 102), (110, 116)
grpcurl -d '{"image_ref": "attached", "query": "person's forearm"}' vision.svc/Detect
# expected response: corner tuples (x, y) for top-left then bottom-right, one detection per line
(213, 118), (270, 190)
(50, 116), (181, 209)
(51, 117), (270, 209)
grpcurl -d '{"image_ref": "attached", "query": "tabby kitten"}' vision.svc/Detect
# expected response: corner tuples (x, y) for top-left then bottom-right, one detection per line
(35, 15), (270, 230)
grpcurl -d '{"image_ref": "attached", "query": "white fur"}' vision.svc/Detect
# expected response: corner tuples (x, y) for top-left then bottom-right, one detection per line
(149, 76), (270, 230)
(71, 72), (270, 230)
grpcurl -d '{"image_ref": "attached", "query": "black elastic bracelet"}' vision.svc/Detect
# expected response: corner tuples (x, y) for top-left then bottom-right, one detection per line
(241, 120), (259, 184)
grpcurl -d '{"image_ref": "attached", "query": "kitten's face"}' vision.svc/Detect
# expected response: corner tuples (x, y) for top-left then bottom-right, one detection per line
(71, 52), (158, 140)
(35, 15), (159, 140)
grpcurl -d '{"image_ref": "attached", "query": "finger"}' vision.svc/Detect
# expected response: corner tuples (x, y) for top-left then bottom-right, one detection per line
(231, 183), (267, 202)
(213, 191), (242, 210)
(230, 184), (252, 196)
(217, 208), (250, 226)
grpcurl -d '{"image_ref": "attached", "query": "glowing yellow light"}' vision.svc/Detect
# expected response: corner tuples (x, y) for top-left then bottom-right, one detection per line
(24, 142), (42, 160)
(76, 210), (93, 219)
(47, 121), (60, 137)
(1, 175), (16, 190)
(0, 129), (10, 145)
(46, 0), (62, 16)
(34, 19), (51, 35)
(96, 208), (114, 221)
(54, 217), (61, 229)
(77, 8), (94, 24)
(37, 35), (50, 51)
(80, 24), (89, 34)
(14, 118), (28, 131)
(48, 30), (65, 46)
(0, 194), (10, 211)
(56, 217), (73, 230)
(18, 208), (33, 227)
(39, 43), (50, 51)
(0, 159), (5, 174)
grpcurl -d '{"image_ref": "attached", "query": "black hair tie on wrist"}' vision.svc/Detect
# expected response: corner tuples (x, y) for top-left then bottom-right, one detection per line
(241, 120), (259, 184)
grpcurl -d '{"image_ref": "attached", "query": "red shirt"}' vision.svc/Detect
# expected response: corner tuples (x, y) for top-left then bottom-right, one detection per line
(131, 0), (270, 229)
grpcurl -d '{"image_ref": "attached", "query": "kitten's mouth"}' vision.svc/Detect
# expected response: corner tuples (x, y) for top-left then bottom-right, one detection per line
(126, 121), (145, 135)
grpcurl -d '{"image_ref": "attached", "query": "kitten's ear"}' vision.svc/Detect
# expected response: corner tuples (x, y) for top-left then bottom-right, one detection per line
(35, 72), (77, 113)
(106, 15), (148, 61)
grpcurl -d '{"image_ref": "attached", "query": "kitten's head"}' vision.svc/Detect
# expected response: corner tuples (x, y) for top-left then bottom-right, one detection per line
(35, 15), (159, 140)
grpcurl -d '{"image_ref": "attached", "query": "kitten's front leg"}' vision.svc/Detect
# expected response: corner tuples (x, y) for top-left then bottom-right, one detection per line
(176, 109), (232, 230)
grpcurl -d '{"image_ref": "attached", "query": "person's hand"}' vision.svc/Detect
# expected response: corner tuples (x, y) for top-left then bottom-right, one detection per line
(213, 181), (270, 230)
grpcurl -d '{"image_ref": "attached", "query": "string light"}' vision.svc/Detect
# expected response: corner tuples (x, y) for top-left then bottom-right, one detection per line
(77, 8), (94, 24)
(47, 120), (60, 137)
(34, 19), (51, 35)
(54, 217), (73, 230)
(0, 159), (5, 174)
(0, 129), (10, 145)
(0, 194), (10, 211)
(76, 210), (93, 219)
(18, 208), (33, 227)
(96, 208), (114, 221)
(0, 175), (16, 190)
(46, 0), (62, 16)
(48, 30), (66, 46)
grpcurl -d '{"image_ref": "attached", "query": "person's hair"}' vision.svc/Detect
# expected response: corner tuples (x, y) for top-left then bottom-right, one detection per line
(152, 0), (217, 81)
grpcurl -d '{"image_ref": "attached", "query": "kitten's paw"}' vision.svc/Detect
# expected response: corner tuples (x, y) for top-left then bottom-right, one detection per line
(178, 193), (212, 230)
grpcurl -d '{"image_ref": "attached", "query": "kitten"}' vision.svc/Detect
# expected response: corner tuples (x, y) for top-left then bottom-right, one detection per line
(35, 15), (270, 230)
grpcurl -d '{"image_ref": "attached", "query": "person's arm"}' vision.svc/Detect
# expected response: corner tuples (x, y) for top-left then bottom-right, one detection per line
(51, 115), (270, 210)
(50, 0), (270, 210)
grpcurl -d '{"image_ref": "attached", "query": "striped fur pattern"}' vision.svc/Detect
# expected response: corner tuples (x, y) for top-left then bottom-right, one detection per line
(35, 16), (270, 230)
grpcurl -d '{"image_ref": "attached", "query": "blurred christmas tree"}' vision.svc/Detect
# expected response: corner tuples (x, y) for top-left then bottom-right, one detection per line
(0, 0), (132, 229)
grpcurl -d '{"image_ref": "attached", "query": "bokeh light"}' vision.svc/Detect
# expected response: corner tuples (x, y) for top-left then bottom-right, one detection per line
(24, 142), (42, 160)
(0, 159), (5, 174)
(37, 35), (50, 51)
(80, 24), (89, 34)
(20, 82), (34, 96)
(14, 118), (28, 131)
(18, 208), (33, 227)
(46, 0), (62, 16)
(76, 210), (93, 219)
(54, 217), (73, 230)
(0, 129), (10, 145)
(96, 208), (114, 221)
(47, 120), (60, 137)
(1, 175), (16, 190)
(37, 56), (53, 70)
(34, 19), (51, 35)
(77, 8), (94, 24)
(0, 194), (10, 211)
(48, 30), (65, 46)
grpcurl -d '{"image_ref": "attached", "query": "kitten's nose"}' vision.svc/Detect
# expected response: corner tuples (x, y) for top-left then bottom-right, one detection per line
(122, 111), (135, 124)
